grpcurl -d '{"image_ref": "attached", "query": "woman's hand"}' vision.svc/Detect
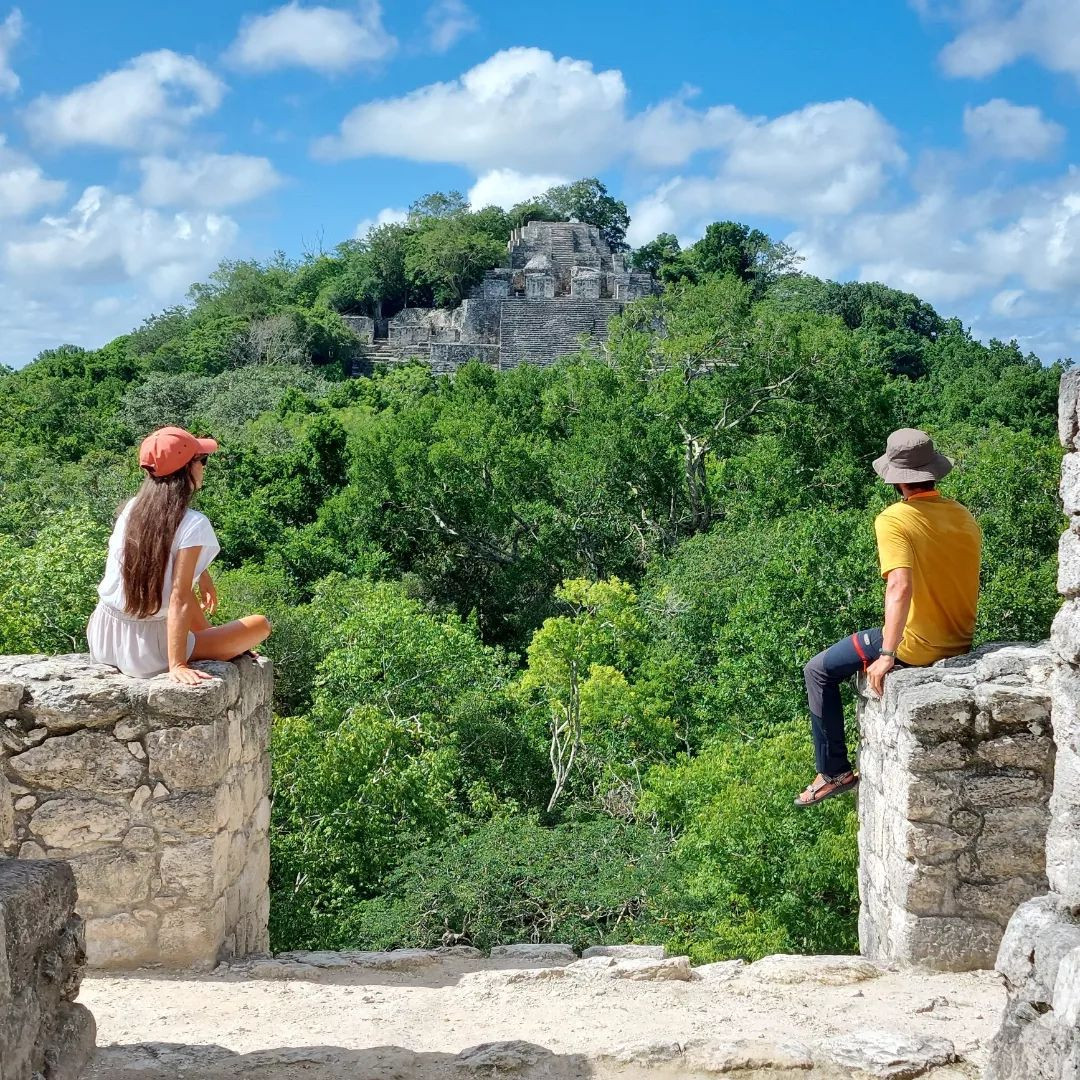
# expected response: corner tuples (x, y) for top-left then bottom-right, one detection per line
(168, 664), (213, 685)
(198, 572), (217, 616)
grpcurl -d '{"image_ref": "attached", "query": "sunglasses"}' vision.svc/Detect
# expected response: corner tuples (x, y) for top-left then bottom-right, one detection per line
(192, 455), (209, 466)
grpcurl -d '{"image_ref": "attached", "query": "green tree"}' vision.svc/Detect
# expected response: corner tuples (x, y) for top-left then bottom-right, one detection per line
(518, 578), (654, 811)
(537, 178), (631, 251)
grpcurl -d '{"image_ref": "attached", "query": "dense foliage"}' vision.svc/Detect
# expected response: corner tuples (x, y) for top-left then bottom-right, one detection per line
(0, 182), (1066, 962)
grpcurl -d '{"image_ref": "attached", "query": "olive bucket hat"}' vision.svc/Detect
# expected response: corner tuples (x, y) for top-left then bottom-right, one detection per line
(872, 428), (953, 484)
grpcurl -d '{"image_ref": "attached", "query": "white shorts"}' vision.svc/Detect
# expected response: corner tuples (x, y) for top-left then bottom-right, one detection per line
(87, 602), (195, 679)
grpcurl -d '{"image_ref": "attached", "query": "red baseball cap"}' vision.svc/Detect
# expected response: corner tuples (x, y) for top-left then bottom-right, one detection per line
(139, 426), (218, 477)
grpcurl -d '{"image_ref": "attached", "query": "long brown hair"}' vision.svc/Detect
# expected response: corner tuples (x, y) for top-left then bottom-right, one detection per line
(121, 465), (196, 618)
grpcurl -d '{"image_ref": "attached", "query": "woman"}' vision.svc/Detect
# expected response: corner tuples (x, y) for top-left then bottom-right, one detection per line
(87, 426), (271, 685)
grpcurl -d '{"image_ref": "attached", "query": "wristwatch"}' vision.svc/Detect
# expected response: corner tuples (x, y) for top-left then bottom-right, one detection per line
(881, 649), (898, 659)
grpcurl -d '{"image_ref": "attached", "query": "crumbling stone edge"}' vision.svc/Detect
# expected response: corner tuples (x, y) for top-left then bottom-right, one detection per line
(0, 858), (96, 1080)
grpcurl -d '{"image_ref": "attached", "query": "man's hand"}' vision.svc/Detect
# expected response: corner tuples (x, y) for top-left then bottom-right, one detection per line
(168, 664), (213, 685)
(866, 654), (896, 698)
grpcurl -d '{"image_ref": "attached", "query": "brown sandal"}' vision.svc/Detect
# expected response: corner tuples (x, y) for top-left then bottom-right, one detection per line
(794, 772), (860, 807)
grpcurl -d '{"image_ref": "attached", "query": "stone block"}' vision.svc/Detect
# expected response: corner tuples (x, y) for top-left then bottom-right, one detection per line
(975, 682), (1052, 731)
(976, 733), (1054, 771)
(961, 772), (1047, 808)
(975, 806), (1050, 881)
(1051, 661), (1080, 752)
(1047, 743), (1080, 905)
(10, 730), (146, 795)
(68, 848), (155, 913)
(972, 642), (1056, 684)
(0, 677), (24, 713)
(0, 654), (137, 733)
(902, 821), (972, 866)
(1052, 946), (1080, 1028)
(151, 788), (229, 838)
(895, 912), (1004, 970)
(85, 910), (159, 969)
(1059, 367), (1080, 449)
(1062, 450), (1080, 516)
(146, 664), (234, 722)
(145, 719), (229, 790)
(1060, 524), (1080, 599)
(898, 681), (976, 735)
(816, 1029), (955, 1079)
(0, 859), (94, 1080)
(0, 770), (12, 853)
(159, 834), (228, 903)
(158, 899), (226, 970)
(1052, 600), (1080, 667)
(29, 796), (132, 852)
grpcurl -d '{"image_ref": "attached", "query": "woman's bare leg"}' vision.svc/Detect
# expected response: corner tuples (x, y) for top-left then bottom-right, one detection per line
(190, 615), (271, 662)
(187, 603), (212, 633)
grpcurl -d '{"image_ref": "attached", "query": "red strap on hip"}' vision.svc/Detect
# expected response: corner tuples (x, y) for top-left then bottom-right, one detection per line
(851, 633), (870, 671)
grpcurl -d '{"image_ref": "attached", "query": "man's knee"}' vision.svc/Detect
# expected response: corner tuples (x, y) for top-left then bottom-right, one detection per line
(804, 651), (828, 686)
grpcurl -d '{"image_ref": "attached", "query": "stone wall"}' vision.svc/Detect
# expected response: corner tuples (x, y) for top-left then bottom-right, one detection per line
(0, 654), (272, 970)
(857, 643), (1055, 970)
(498, 298), (624, 368)
(986, 367), (1080, 1078)
(0, 859), (95, 1080)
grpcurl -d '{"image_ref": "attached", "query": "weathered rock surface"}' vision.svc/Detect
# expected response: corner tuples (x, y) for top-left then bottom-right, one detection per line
(489, 942), (577, 963)
(582, 944), (666, 960)
(746, 954), (884, 985)
(817, 1029), (956, 1079)
(857, 642), (1055, 971)
(0, 859), (95, 1080)
(0, 653), (273, 970)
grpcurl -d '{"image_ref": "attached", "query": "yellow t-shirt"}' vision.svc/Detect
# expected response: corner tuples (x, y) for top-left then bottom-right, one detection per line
(873, 492), (982, 666)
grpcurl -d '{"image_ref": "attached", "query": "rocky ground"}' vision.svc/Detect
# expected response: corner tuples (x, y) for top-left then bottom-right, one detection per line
(81, 946), (1005, 1079)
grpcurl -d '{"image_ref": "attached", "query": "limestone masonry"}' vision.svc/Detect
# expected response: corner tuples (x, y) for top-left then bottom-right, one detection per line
(0, 858), (95, 1080)
(986, 366), (1080, 1079)
(0, 654), (272, 970)
(343, 221), (657, 375)
(857, 643), (1055, 971)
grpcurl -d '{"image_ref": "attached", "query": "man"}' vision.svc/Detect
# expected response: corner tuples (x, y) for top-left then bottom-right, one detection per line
(794, 429), (982, 807)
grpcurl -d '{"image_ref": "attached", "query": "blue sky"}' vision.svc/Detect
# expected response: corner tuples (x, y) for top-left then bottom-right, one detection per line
(2, 0), (1079, 367)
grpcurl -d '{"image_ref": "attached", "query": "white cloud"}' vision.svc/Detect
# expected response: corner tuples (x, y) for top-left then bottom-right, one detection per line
(0, 135), (65, 217)
(24, 50), (224, 150)
(139, 154), (283, 209)
(424, 0), (478, 53)
(631, 93), (748, 169)
(627, 100), (905, 245)
(5, 186), (238, 297)
(316, 47), (628, 173)
(788, 168), (1080, 318)
(227, 2), (395, 74)
(963, 99), (1064, 159)
(467, 168), (566, 208)
(0, 7), (22, 96)
(354, 205), (407, 237)
(932, 0), (1080, 81)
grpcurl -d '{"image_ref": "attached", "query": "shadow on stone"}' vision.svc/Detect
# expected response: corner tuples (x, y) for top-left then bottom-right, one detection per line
(87, 1041), (600, 1079)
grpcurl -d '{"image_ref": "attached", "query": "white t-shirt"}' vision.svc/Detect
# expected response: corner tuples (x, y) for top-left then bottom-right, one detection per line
(97, 499), (220, 618)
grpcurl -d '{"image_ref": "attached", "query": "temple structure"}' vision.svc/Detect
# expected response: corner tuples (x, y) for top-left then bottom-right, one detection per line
(344, 221), (657, 375)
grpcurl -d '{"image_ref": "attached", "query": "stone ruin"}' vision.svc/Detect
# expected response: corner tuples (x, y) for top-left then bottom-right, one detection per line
(857, 643), (1056, 971)
(5, 377), (1080, 1078)
(343, 221), (657, 376)
(0, 859), (95, 1080)
(0, 653), (272, 971)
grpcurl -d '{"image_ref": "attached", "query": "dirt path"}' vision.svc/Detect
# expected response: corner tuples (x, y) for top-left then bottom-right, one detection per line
(81, 950), (1005, 1078)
